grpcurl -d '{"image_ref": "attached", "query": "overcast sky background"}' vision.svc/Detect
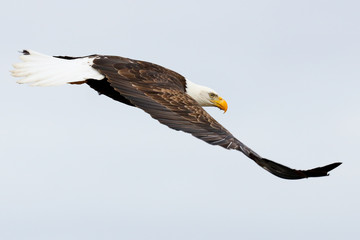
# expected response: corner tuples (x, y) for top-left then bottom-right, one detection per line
(1, 0), (359, 239)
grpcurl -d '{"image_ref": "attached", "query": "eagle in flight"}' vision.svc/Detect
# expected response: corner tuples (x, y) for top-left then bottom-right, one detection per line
(11, 50), (341, 179)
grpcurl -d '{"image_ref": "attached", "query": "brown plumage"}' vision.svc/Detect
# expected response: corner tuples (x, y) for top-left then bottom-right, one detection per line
(12, 50), (342, 179)
(90, 56), (341, 179)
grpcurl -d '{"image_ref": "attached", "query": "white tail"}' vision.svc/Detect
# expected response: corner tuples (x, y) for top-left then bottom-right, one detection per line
(11, 50), (104, 86)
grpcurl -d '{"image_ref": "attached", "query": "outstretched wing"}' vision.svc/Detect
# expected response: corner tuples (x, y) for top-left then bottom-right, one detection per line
(92, 56), (237, 148)
(91, 56), (342, 179)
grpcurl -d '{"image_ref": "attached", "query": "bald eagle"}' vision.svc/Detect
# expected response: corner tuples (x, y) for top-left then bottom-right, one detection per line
(11, 50), (341, 179)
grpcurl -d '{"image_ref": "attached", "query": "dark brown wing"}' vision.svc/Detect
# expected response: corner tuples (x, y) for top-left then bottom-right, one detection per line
(92, 56), (236, 148)
(91, 56), (342, 179)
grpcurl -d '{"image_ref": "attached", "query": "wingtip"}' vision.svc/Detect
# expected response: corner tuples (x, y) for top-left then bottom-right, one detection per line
(302, 162), (342, 178)
(20, 50), (30, 55)
(253, 157), (342, 180)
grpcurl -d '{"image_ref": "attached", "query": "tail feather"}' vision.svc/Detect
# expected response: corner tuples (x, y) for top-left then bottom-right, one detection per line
(11, 50), (104, 86)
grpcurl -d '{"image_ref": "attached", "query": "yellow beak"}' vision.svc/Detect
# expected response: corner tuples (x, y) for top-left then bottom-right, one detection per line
(211, 96), (228, 113)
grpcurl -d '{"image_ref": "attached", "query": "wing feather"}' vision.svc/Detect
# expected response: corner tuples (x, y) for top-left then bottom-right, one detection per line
(91, 56), (341, 179)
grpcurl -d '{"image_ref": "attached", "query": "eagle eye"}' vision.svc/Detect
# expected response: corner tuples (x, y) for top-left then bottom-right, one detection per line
(209, 93), (217, 98)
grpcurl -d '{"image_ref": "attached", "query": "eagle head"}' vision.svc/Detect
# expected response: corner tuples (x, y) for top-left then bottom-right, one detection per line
(185, 80), (228, 112)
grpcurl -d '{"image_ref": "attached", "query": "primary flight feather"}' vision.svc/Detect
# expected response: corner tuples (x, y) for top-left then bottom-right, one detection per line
(11, 50), (341, 179)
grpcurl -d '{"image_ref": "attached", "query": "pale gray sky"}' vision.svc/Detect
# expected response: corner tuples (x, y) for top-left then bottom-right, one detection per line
(1, 0), (359, 239)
